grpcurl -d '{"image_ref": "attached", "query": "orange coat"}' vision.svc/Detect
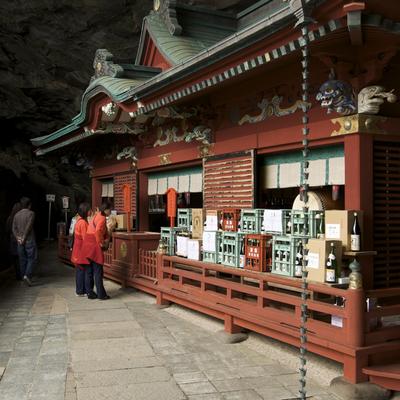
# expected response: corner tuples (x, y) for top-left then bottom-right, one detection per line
(81, 212), (108, 265)
(71, 217), (88, 266)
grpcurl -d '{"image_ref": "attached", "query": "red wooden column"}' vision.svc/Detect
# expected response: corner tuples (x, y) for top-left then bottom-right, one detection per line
(91, 178), (102, 209)
(344, 133), (374, 288)
(138, 171), (149, 231)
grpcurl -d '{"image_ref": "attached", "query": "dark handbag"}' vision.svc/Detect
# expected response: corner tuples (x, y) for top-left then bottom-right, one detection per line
(101, 240), (110, 251)
(68, 234), (74, 250)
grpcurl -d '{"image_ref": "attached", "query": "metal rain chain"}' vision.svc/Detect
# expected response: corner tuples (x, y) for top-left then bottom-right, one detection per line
(287, 0), (315, 398)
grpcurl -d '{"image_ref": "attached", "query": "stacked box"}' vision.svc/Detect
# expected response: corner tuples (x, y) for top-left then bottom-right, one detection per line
(177, 209), (192, 230)
(244, 234), (272, 272)
(160, 227), (187, 256)
(271, 235), (297, 277)
(202, 231), (222, 264)
(222, 209), (241, 232)
(241, 209), (265, 233)
(262, 209), (292, 235)
(291, 210), (324, 238)
(221, 232), (245, 268)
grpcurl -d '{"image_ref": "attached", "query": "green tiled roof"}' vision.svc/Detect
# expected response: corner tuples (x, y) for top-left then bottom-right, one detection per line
(32, 76), (146, 146)
(143, 12), (236, 65)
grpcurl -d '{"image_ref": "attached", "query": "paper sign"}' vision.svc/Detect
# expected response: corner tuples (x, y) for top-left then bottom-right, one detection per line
(205, 215), (218, 231)
(46, 194), (55, 202)
(331, 315), (343, 328)
(263, 209), (283, 233)
(187, 239), (200, 260)
(203, 231), (216, 252)
(307, 252), (320, 269)
(176, 236), (188, 257)
(326, 223), (341, 239)
(62, 196), (69, 209)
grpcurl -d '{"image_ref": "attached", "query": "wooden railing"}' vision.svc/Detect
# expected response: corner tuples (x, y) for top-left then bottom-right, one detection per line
(58, 235), (72, 264)
(104, 245), (113, 269)
(138, 249), (157, 280)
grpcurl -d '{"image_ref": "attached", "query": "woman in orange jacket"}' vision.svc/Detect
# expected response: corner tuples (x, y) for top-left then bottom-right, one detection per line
(81, 201), (111, 300)
(71, 203), (93, 296)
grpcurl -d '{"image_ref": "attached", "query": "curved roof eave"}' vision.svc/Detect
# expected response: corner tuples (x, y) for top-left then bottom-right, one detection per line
(32, 76), (146, 147)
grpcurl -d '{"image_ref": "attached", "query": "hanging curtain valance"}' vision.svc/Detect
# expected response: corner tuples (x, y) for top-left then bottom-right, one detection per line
(101, 180), (114, 197)
(148, 167), (203, 195)
(260, 145), (345, 189)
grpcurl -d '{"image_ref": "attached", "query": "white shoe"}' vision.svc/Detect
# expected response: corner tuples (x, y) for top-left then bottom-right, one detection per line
(23, 276), (32, 286)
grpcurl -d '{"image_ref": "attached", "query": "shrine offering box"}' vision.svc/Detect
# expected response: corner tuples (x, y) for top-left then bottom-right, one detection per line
(324, 210), (363, 251)
(306, 239), (342, 283)
(187, 239), (202, 261)
(205, 210), (221, 231)
(192, 208), (205, 239)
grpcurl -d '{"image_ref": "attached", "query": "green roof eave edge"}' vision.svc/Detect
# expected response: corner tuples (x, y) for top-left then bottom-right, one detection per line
(31, 78), (140, 147)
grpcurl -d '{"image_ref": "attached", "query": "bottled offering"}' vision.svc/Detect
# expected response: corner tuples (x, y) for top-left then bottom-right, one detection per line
(325, 242), (337, 283)
(294, 240), (303, 277)
(351, 212), (361, 251)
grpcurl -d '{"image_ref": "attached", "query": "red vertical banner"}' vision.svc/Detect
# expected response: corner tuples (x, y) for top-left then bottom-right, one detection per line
(123, 184), (131, 231)
(166, 188), (177, 227)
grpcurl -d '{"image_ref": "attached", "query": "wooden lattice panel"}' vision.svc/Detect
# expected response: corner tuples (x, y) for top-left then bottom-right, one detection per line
(203, 151), (254, 210)
(114, 173), (137, 216)
(373, 141), (400, 288)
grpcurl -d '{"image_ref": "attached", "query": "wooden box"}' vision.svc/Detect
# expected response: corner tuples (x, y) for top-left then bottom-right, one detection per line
(244, 234), (272, 272)
(192, 208), (205, 239)
(222, 208), (241, 232)
(324, 210), (363, 251)
(115, 214), (134, 231)
(306, 239), (342, 283)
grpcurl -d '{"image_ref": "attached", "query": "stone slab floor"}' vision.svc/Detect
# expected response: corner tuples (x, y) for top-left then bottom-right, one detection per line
(0, 244), (340, 400)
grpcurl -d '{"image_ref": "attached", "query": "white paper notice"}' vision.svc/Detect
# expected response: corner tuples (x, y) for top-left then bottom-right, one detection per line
(331, 315), (343, 328)
(187, 239), (200, 260)
(263, 209), (283, 233)
(307, 252), (320, 269)
(202, 231), (216, 252)
(176, 236), (188, 257)
(205, 215), (218, 231)
(326, 223), (341, 239)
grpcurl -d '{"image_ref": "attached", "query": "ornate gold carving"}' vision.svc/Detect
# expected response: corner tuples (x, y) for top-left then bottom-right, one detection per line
(331, 114), (390, 136)
(159, 153), (171, 165)
(120, 241), (128, 259)
(330, 114), (359, 136)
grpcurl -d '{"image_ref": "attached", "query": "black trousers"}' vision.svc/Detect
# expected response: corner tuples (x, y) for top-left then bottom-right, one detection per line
(85, 261), (107, 299)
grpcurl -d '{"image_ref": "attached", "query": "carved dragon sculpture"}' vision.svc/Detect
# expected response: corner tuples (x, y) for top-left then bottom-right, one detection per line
(358, 86), (397, 114)
(316, 79), (356, 115)
(116, 147), (138, 168)
(184, 125), (212, 145)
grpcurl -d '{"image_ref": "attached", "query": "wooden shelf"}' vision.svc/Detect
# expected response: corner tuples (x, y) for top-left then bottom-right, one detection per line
(343, 251), (377, 257)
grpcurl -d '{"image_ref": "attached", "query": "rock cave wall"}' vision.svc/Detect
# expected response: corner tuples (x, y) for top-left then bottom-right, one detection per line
(0, 0), (153, 269)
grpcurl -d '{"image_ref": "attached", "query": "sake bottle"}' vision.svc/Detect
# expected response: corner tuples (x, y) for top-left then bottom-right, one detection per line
(295, 240), (303, 278)
(325, 243), (337, 283)
(350, 212), (361, 251)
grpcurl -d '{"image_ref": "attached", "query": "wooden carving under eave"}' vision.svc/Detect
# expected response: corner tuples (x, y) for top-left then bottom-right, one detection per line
(159, 153), (171, 165)
(198, 143), (214, 158)
(330, 114), (390, 136)
(238, 96), (310, 125)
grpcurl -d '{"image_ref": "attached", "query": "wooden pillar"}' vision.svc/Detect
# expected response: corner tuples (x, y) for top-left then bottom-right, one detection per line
(344, 133), (374, 289)
(138, 171), (149, 231)
(91, 178), (102, 209)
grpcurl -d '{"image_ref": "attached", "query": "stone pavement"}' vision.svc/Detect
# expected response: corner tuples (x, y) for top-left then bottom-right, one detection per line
(0, 244), (340, 400)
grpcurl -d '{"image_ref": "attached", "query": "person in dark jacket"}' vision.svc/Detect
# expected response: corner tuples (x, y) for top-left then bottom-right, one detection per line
(12, 197), (37, 286)
(6, 202), (22, 280)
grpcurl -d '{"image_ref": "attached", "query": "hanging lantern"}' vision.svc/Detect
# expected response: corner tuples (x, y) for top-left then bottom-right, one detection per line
(332, 185), (340, 201)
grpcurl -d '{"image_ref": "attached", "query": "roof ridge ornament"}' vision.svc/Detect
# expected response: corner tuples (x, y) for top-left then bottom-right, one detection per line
(154, 0), (183, 36)
(92, 49), (124, 81)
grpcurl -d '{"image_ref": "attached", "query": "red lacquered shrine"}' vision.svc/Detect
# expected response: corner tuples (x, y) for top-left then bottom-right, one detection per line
(33, 0), (400, 390)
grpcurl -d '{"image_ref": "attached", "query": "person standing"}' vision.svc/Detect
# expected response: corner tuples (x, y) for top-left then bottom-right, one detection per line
(6, 202), (22, 280)
(12, 197), (37, 286)
(81, 202), (111, 300)
(70, 203), (93, 296)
